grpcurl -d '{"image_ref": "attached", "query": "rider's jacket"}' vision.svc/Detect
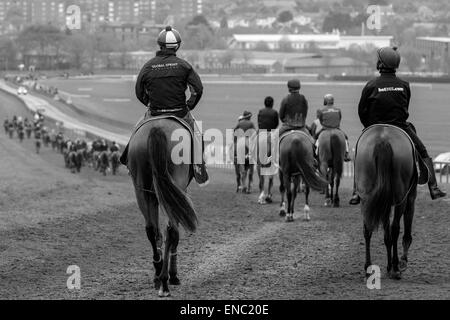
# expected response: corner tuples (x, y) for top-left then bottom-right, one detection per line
(135, 49), (203, 118)
(234, 119), (256, 133)
(318, 106), (342, 129)
(279, 92), (308, 127)
(358, 72), (411, 129)
(258, 107), (279, 130)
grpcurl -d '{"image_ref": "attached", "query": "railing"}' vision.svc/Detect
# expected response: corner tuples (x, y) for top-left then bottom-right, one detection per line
(208, 161), (450, 183)
(435, 162), (450, 184)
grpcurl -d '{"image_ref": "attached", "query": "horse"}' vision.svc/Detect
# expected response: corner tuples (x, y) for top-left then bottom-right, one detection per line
(110, 151), (120, 175)
(127, 118), (197, 297)
(98, 151), (109, 176)
(233, 134), (257, 194)
(8, 125), (14, 139)
(68, 151), (79, 173)
(17, 127), (24, 143)
(279, 131), (328, 222)
(256, 130), (278, 204)
(35, 138), (41, 154)
(317, 129), (346, 207)
(355, 125), (418, 280)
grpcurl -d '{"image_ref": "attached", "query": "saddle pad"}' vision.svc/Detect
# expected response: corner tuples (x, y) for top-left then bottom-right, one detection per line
(355, 124), (428, 186)
(134, 115), (195, 165)
(279, 130), (315, 145)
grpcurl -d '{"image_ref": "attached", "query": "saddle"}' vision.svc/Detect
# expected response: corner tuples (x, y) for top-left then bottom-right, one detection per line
(355, 124), (429, 185)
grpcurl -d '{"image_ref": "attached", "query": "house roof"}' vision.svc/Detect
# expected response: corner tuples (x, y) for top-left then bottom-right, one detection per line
(233, 34), (340, 43)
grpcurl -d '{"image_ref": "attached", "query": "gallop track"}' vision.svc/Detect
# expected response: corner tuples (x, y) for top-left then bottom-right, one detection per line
(0, 90), (449, 300)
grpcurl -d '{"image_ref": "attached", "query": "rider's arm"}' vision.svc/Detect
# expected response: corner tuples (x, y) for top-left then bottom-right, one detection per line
(358, 84), (371, 128)
(135, 63), (150, 107)
(186, 68), (203, 110)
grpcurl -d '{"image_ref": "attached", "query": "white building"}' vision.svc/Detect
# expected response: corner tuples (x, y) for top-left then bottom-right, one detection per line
(231, 34), (393, 51)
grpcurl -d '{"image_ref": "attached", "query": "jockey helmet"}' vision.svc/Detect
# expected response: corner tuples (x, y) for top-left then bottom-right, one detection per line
(376, 46), (401, 72)
(323, 94), (334, 106)
(287, 79), (301, 91)
(238, 110), (252, 120)
(157, 26), (182, 50)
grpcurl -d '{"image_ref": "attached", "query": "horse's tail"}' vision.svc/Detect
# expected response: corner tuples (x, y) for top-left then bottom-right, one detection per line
(330, 133), (344, 177)
(148, 127), (198, 233)
(293, 139), (328, 191)
(365, 139), (393, 231)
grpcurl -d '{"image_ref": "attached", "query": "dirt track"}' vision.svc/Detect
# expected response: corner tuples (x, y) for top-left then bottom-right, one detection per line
(0, 90), (449, 300)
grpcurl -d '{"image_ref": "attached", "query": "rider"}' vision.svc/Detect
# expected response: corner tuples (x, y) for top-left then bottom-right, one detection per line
(279, 79), (311, 137)
(110, 141), (120, 153)
(349, 46), (446, 204)
(315, 94), (351, 162)
(119, 26), (208, 185)
(235, 111), (256, 132)
(257, 96), (279, 131)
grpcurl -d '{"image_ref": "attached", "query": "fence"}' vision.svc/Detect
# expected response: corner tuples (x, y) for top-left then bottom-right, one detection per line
(209, 161), (450, 183)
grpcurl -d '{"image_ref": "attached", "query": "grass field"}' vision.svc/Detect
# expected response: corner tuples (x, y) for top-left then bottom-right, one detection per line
(41, 77), (450, 157)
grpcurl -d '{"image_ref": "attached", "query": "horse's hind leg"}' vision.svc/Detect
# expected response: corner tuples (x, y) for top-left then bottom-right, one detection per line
(333, 173), (340, 207)
(279, 171), (286, 217)
(363, 221), (373, 277)
(168, 224), (181, 285)
(389, 205), (404, 280)
(247, 164), (254, 194)
(400, 189), (416, 272)
(158, 222), (177, 297)
(383, 221), (392, 274)
(304, 184), (311, 221)
(139, 192), (163, 289)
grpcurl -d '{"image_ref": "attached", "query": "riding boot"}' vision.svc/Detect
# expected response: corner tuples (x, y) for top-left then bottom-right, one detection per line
(424, 157), (447, 200)
(193, 134), (209, 186)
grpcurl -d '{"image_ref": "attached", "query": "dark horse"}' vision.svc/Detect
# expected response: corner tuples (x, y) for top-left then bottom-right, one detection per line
(233, 135), (256, 194)
(355, 125), (418, 280)
(68, 151), (80, 173)
(98, 151), (109, 176)
(127, 119), (197, 297)
(110, 151), (120, 175)
(279, 131), (328, 222)
(317, 129), (346, 207)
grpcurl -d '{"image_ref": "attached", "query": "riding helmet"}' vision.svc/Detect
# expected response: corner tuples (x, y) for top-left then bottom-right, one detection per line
(287, 79), (301, 91)
(376, 46), (401, 71)
(157, 26), (182, 50)
(323, 94), (334, 106)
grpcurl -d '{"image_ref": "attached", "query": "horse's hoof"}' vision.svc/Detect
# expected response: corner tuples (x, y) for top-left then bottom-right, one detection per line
(304, 215), (311, 222)
(333, 202), (340, 208)
(158, 287), (171, 297)
(399, 259), (408, 272)
(265, 196), (273, 203)
(389, 270), (402, 280)
(169, 276), (181, 286)
(279, 209), (286, 217)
